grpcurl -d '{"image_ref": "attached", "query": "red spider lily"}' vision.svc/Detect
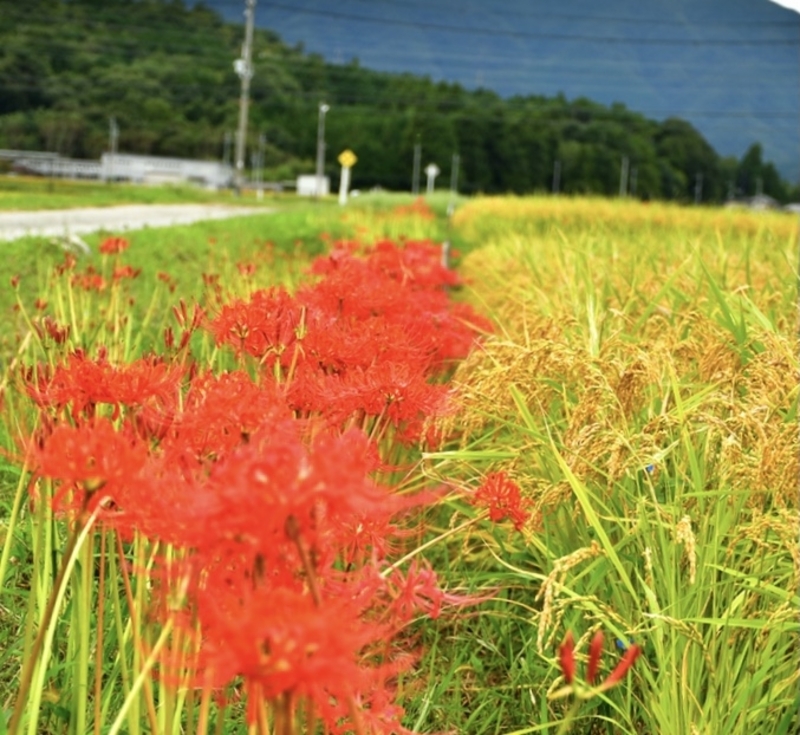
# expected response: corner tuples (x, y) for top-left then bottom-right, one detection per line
(32, 316), (71, 345)
(30, 417), (148, 517)
(99, 236), (130, 254)
(558, 630), (642, 693)
(112, 264), (141, 282)
(207, 287), (301, 367)
(237, 261), (257, 277)
(27, 351), (185, 422)
(190, 578), (411, 732)
(559, 631), (577, 684)
(367, 238), (461, 290)
(54, 253), (77, 276)
(288, 361), (449, 439)
(157, 271), (177, 292)
(143, 423), (394, 567)
(17, 235), (495, 735)
(158, 369), (291, 459)
(71, 271), (107, 292)
(586, 630), (604, 685)
(380, 560), (492, 623)
(601, 642), (642, 690)
(391, 197), (435, 220)
(473, 471), (530, 531)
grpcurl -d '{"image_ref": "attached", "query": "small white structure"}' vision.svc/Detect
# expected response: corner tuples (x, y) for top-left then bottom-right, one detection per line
(297, 174), (329, 197)
(101, 154), (232, 188)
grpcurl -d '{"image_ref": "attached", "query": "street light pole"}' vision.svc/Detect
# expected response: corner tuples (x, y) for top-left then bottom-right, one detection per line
(234, 0), (257, 194)
(315, 102), (330, 197)
(107, 116), (118, 183)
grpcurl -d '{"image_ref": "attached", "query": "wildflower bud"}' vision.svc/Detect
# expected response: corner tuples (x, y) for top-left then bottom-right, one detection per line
(559, 631), (576, 684)
(586, 630), (604, 685)
(600, 644), (641, 690)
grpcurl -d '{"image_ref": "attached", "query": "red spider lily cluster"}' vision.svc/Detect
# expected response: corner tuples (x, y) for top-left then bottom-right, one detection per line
(21, 237), (493, 733)
(391, 198), (435, 221)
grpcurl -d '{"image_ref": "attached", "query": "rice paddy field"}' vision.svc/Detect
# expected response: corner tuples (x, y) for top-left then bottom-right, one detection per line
(0, 192), (797, 735)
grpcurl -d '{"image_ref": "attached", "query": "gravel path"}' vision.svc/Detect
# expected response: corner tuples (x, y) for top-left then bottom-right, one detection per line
(0, 204), (270, 241)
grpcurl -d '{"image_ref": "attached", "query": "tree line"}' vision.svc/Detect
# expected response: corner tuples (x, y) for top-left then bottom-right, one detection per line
(0, 0), (796, 203)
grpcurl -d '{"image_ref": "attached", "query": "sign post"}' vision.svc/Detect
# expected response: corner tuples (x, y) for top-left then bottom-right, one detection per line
(425, 163), (440, 194)
(338, 149), (357, 205)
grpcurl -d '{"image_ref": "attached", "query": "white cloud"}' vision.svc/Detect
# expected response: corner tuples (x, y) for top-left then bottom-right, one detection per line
(766, 0), (800, 12)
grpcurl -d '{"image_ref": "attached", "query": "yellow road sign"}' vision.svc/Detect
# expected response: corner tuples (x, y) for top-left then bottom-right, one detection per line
(338, 149), (357, 168)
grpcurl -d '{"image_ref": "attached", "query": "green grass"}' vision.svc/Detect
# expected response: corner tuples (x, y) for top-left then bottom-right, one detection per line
(0, 192), (461, 363)
(0, 175), (275, 211)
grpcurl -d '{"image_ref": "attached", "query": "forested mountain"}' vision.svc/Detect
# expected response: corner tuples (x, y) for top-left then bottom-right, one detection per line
(0, 0), (796, 202)
(205, 0), (800, 185)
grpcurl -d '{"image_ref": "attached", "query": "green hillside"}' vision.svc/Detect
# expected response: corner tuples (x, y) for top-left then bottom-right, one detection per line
(0, 0), (796, 202)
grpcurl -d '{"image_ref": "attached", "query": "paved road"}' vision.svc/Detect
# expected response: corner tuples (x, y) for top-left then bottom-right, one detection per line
(0, 204), (269, 241)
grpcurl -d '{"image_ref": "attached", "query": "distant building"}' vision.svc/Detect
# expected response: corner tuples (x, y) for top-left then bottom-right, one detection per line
(1, 148), (233, 189)
(101, 153), (232, 188)
(10, 154), (101, 180)
(724, 194), (780, 211)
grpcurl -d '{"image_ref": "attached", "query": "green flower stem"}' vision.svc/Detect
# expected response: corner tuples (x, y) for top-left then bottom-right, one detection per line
(379, 514), (486, 579)
(94, 530), (108, 735)
(107, 618), (175, 735)
(555, 698), (582, 735)
(9, 504), (102, 735)
(71, 529), (95, 735)
(0, 461), (29, 589)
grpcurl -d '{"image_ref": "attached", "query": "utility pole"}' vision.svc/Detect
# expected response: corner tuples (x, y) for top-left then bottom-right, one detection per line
(234, 0), (257, 194)
(222, 130), (232, 167)
(315, 103), (330, 197)
(108, 116), (119, 183)
(411, 137), (421, 195)
(694, 172), (703, 204)
(450, 153), (460, 196)
(552, 159), (561, 194)
(256, 132), (266, 200)
(619, 155), (629, 197)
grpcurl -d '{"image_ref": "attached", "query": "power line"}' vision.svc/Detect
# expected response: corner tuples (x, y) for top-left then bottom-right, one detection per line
(254, 2), (799, 45)
(5, 1), (796, 46)
(209, 0), (797, 27)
